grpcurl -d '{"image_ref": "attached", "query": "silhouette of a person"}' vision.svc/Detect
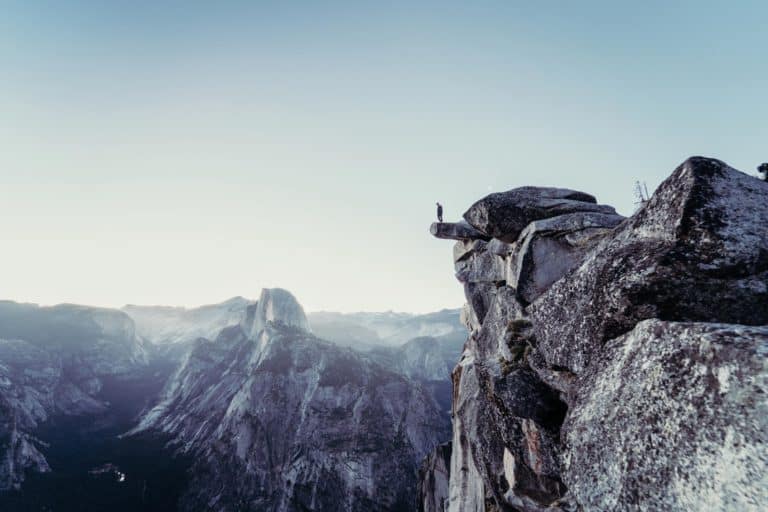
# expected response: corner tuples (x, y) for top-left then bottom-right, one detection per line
(436, 202), (444, 222)
(758, 163), (768, 181)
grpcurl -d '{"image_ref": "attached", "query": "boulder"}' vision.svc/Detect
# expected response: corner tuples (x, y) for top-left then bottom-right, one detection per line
(431, 221), (490, 241)
(529, 157), (768, 373)
(563, 320), (768, 511)
(462, 186), (616, 242)
(507, 212), (625, 304)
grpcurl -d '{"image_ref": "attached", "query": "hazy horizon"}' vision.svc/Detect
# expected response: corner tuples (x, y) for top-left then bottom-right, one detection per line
(3, 1), (766, 312)
(1, 291), (462, 315)
(0, 287), (461, 314)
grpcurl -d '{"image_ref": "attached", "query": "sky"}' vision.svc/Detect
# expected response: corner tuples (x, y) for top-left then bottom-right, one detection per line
(1, 1), (766, 313)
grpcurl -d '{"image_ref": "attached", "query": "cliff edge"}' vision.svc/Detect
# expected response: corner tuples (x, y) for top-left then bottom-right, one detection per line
(427, 157), (768, 512)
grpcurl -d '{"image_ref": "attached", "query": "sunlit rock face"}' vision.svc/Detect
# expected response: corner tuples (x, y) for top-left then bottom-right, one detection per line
(428, 157), (768, 512)
(134, 288), (450, 512)
(244, 288), (312, 338)
(0, 302), (148, 490)
(430, 221), (490, 241)
(529, 157), (768, 374)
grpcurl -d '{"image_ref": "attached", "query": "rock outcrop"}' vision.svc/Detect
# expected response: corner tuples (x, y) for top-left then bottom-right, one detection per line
(430, 222), (490, 241)
(507, 212), (625, 304)
(563, 320), (767, 511)
(429, 157), (768, 512)
(133, 288), (450, 512)
(418, 442), (452, 512)
(529, 157), (768, 374)
(462, 187), (617, 242)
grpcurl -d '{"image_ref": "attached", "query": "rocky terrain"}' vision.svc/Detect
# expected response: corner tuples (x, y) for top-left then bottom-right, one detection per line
(5, 155), (763, 511)
(418, 441), (452, 512)
(131, 288), (450, 511)
(0, 292), (458, 511)
(427, 156), (767, 511)
(0, 302), (150, 492)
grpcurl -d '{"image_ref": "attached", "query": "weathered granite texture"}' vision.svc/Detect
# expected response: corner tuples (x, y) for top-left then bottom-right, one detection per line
(429, 157), (768, 512)
(563, 320), (767, 511)
(462, 187), (617, 242)
(508, 212), (625, 304)
(529, 157), (768, 374)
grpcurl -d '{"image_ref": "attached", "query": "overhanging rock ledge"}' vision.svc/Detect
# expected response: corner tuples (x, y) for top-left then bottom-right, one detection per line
(423, 156), (768, 512)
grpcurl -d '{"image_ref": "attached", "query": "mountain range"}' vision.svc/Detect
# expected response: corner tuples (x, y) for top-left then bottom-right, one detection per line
(0, 292), (462, 511)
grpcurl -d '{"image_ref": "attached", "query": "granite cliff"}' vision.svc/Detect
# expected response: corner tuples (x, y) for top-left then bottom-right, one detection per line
(131, 288), (451, 512)
(427, 157), (767, 511)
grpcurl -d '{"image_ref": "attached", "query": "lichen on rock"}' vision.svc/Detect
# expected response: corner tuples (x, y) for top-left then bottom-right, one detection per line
(428, 156), (768, 512)
(562, 320), (767, 511)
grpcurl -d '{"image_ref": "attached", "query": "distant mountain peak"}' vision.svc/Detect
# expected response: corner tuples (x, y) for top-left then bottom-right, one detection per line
(244, 288), (311, 338)
(219, 295), (251, 307)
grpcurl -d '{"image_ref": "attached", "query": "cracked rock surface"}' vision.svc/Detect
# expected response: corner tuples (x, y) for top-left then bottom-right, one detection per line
(428, 157), (768, 512)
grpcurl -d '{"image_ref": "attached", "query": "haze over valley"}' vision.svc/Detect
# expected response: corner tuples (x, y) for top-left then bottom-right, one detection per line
(0, 291), (462, 511)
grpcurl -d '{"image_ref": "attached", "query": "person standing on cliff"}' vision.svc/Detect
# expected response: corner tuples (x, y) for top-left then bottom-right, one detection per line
(436, 202), (444, 222)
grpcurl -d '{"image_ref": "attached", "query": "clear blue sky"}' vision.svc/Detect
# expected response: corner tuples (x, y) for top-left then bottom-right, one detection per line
(1, 1), (766, 312)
